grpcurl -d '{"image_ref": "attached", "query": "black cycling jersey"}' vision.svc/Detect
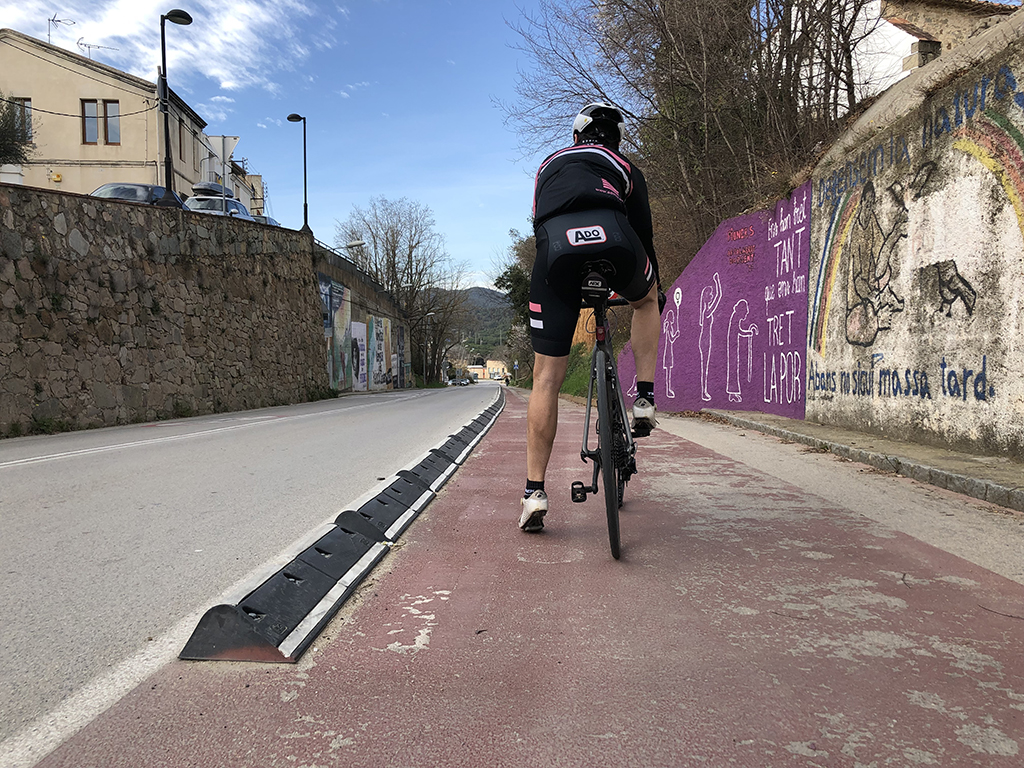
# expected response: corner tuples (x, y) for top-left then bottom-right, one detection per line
(528, 139), (659, 357)
(533, 140), (658, 279)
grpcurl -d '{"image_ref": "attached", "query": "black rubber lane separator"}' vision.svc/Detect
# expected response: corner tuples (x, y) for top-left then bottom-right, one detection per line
(179, 388), (505, 663)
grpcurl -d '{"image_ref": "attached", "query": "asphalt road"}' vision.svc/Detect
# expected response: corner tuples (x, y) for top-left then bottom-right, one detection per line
(0, 384), (498, 748)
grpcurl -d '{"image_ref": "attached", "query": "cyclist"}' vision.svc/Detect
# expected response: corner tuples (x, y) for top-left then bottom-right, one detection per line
(520, 102), (661, 533)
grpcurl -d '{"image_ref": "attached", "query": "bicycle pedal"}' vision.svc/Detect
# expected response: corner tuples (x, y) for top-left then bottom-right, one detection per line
(631, 423), (653, 438)
(570, 481), (587, 503)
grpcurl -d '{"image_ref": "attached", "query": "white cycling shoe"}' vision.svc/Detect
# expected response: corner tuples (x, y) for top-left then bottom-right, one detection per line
(519, 490), (548, 532)
(632, 397), (657, 437)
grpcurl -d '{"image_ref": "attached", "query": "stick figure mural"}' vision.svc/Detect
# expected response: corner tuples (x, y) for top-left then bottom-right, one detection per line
(727, 299), (758, 403)
(698, 273), (722, 401)
(661, 287), (682, 398)
(616, 181), (808, 419)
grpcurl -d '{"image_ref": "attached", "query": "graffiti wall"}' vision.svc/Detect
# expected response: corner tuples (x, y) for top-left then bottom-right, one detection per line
(620, 183), (811, 418)
(808, 43), (1024, 457)
(318, 273), (405, 393)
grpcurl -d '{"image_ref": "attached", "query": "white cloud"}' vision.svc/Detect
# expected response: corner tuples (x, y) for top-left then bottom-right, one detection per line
(197, 102), (232, 123)
(209, 96), (235, 104)
(8, 1), (327, 93)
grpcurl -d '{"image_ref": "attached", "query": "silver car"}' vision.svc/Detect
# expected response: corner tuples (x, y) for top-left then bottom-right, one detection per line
(184, 195), (256, 221)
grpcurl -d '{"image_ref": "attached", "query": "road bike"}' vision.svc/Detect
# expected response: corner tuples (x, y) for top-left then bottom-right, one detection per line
(570, 262), (638, 560)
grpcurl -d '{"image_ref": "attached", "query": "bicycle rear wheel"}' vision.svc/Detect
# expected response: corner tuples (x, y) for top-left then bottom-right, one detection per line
(595, 348), (621, 560)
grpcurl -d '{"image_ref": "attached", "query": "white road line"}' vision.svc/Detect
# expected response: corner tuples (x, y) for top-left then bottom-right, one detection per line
(0, 503), (347, 767)
(0, 394), (428, 470)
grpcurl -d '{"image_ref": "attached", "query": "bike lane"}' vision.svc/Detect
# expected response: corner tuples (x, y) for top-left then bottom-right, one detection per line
(34, 390), (1023, 767)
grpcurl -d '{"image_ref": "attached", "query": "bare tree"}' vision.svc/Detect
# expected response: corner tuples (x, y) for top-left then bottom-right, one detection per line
(335, 196), (469, 384)
(501, 0), (884, 280)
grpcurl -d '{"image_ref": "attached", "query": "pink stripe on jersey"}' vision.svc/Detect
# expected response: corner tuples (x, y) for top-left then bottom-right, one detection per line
(529, 302), (542, 313)
(538, 144), (632, 174)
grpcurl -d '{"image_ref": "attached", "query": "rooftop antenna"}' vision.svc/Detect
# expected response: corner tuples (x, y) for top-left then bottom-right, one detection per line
(77, 38), (119, 59)
(47, 13), (75, 45)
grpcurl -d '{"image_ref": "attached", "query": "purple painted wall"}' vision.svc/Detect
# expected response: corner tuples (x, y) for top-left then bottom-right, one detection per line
(619, 182), (811, 418)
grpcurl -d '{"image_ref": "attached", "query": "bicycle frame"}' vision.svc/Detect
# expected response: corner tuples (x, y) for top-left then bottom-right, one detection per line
(577, 294), (637, 498)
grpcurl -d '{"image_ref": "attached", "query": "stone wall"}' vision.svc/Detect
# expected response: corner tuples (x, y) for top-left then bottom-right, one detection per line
(0, 183), (333, 434)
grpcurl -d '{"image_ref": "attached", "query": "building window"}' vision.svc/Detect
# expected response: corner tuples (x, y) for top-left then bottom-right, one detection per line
(178, 120), (184, 160)
(82, 100), (98, 144)
(193, 133), (200, 170)
(103, 100), (120, 145)
(12, 98), (32, 141)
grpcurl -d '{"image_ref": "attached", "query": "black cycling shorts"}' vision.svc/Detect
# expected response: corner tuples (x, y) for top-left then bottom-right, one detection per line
(529, 209), (655, 357)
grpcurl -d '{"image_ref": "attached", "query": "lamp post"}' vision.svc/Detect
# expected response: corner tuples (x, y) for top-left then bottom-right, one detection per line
(287, 113), (311, 233)
(422, 312), (436, 387)
(157, 9), (192, 206)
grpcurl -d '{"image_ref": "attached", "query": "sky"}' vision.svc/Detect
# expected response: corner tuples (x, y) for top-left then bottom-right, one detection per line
(5, 0), (553, 288)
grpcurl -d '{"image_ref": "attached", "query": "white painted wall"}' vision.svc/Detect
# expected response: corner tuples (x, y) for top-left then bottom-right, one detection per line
(807, 12), (1024, 457)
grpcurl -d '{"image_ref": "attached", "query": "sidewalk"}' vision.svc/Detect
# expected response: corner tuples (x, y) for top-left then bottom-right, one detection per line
(701, 408), (1024, 514)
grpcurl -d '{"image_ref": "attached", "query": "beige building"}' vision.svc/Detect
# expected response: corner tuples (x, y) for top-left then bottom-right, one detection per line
(882, 0), (1018, 54)
(0, 28), (260, 208)
(468, 360), (510, 381)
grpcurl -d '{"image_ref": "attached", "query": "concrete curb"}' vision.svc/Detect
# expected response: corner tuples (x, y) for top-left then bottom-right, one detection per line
(703, 410), (1024, 515)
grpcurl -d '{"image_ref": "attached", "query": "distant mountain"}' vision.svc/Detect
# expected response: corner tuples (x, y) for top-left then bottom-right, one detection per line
(459, 286), (512, 352)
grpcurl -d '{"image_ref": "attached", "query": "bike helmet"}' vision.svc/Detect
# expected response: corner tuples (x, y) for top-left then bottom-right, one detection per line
(572, 102), (625, 146)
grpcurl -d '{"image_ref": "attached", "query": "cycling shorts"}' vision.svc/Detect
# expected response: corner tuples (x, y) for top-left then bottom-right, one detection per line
(529, 209), (656, 357)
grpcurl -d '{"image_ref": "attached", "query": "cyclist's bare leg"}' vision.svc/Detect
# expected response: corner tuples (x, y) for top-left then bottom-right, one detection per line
(526, 352), (570, 482)
(628, 283), (660, 382)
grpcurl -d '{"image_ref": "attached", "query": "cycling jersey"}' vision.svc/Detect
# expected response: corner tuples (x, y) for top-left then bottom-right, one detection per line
(533, 141), (658, 277)
(529, 140), (659, 357)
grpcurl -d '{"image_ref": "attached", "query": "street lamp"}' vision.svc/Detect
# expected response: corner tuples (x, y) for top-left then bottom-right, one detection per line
(157, 9), (192, 206)
(287, 113), (311, 233)
(422, 311), (436, 387)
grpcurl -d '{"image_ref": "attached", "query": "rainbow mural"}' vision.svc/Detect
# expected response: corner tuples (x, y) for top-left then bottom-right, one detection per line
(809, 185), (863, 357)
(953, 109), (1024, 242)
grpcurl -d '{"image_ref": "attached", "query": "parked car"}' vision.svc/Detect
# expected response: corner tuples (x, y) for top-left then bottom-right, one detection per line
(184, 195), (256, 221)
(253, 215), (281, 226)
(183, 180), (256, 221)
(89, 182), (187, 208)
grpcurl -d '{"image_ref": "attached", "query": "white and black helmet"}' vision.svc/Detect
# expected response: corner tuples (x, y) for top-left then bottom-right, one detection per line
(572, 102), (625, 145)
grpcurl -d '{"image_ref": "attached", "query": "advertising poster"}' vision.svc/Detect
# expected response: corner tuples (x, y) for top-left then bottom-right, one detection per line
(317, 274), (332, 329)
(330, 283), (353, 391)
(352, 321), (368, 392)
(397, 326), (406, 388)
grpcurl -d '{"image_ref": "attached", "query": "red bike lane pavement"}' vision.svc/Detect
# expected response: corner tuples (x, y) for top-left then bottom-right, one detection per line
(36, 389), (1023, 767)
